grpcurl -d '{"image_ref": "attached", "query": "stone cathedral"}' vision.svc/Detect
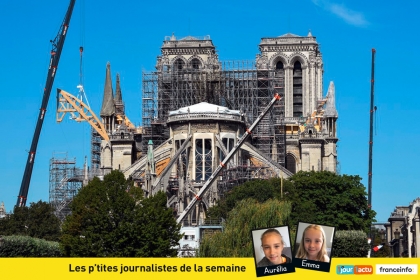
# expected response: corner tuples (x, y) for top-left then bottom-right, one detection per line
(98, 31), (339, 223)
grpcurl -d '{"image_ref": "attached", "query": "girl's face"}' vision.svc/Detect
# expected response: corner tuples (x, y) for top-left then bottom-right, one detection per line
(262, 233), (284, 264)
(303, 228), (323, 260)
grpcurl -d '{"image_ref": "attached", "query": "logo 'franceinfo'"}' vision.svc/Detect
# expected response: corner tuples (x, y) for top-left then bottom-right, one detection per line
(376, 264), (417, 275)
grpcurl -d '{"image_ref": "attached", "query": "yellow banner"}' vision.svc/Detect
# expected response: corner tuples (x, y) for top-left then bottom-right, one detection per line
(0, 258), (419, 279)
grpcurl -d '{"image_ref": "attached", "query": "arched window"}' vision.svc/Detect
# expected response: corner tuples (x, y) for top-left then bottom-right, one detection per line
(220, 137), (234, 162)
(195, 138), (212, 180)
(293, 61), (303, 117)
(274, 61), (285, 99)
(191, 58), (201, 70)
(285, 154), (296, 174)
(174, 59), (185, 71)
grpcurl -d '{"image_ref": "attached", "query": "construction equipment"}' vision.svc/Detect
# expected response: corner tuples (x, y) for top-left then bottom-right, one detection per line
(176, 93), (281, 224)
(17, 0), (76, 207)
(368, 48), (376, 209)
(56, 89), (109, 141)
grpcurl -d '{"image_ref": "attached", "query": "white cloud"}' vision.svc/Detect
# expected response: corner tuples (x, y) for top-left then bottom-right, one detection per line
(311, 0), (369, 27)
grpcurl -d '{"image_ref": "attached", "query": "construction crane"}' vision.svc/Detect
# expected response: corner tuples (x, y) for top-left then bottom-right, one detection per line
(176, 93), (281, 224)
(16, 0), (76, 207)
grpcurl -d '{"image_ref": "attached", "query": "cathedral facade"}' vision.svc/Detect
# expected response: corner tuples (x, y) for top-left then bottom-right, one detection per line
(98, 32), (339, 223)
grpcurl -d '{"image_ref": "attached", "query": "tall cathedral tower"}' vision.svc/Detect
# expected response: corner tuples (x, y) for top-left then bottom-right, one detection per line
(256, 32), (338, 173)
(100, 63), (136, 174)
(257, 31), (323, 118)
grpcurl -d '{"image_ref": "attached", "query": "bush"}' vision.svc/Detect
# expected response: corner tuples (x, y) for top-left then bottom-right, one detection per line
(0, 235), (62, 257)
(332, 230), (370, 257)
(199, 198), (291, 257)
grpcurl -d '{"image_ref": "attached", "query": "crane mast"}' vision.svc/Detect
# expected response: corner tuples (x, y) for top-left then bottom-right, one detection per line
(367, 48), (376, 209)
(17, 0), (76, 207)
(176, 93), (281, 224)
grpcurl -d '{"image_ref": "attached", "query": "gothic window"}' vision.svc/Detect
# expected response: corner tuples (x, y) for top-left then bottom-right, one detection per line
(293, 61), (303, 118)
(191, 58), (201, 70)
(195, 138), (212, 180)
(285, 154), (296, 174)
(220, 137), (234, 161)
(174, 59), (185, 71)
(274, 61), (285, 100)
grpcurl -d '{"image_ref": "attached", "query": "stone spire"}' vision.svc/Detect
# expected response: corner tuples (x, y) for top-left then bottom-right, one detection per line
(324, 81), (338, 118)
(115, 73), (123, 104)
(100, 62), (115, 117)
(307, 29), (313, 37)
(114, 73), (125, 115)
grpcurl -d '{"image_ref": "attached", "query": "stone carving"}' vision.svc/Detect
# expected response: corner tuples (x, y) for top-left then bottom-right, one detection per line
(206, 54), (220, 69)
(256, 53), (269, 69)
(187, 55), (206, 69)
(289, 52), (309, 68)
(268, 53), (289, 69)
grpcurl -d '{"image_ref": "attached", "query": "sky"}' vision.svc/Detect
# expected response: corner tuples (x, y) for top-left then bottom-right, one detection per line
(0, 0), (418, 223)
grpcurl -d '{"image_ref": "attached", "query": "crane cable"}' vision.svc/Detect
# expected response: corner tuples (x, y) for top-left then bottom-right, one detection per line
(78, 0), (89, 157)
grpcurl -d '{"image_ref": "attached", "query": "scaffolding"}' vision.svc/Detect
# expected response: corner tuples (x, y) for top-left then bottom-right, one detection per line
(91, 128), (101, 171)
(49, 153), (83, 221)
(141, 60), (286, 203)
(142, 60), (286, 165)
(217, 153), (278, 199)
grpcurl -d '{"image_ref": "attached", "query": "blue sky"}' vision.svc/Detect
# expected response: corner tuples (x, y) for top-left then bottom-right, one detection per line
(0, 0), (418, 223)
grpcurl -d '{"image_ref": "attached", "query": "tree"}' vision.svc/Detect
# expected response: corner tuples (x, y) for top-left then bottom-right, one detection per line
(199, 198), (291, 257)
(0, 235), (62, 257)
(206, 178), (292, 220)
(60, 170), (181, 257)
(287, 171), (375, 232)
(207, 171), (375, 232)
(0, 201), (61, 241)
(370, 228), (391, 257)
(332, 230), (371, 257)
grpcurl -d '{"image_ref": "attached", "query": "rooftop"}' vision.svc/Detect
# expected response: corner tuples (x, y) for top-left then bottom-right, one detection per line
(169, 102), (241, 116)
(167, 102), (244, 123)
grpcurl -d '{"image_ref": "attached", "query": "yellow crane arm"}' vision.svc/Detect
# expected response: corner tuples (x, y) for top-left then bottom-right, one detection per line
(56, 88), (109, 141)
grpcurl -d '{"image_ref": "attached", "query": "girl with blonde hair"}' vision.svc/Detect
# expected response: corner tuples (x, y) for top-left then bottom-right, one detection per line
(295, 224), (330, 262)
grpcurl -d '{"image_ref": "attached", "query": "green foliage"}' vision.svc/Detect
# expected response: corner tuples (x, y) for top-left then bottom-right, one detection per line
(60, 170), (181, 257)
(287, 171), (375, 232)
(0, 235), (62, 257)
(132, 191), (182, 257)
(199, 198), (291, 257)
(0, 201), (61, 241)
(370, 228), (391, 257)
(332, 230), (370, 257)
(206, 178), (292, 220)
(207, 171), (375, 233)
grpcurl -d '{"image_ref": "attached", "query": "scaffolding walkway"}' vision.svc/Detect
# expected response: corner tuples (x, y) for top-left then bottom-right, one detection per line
(49, 153), (83, 221)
